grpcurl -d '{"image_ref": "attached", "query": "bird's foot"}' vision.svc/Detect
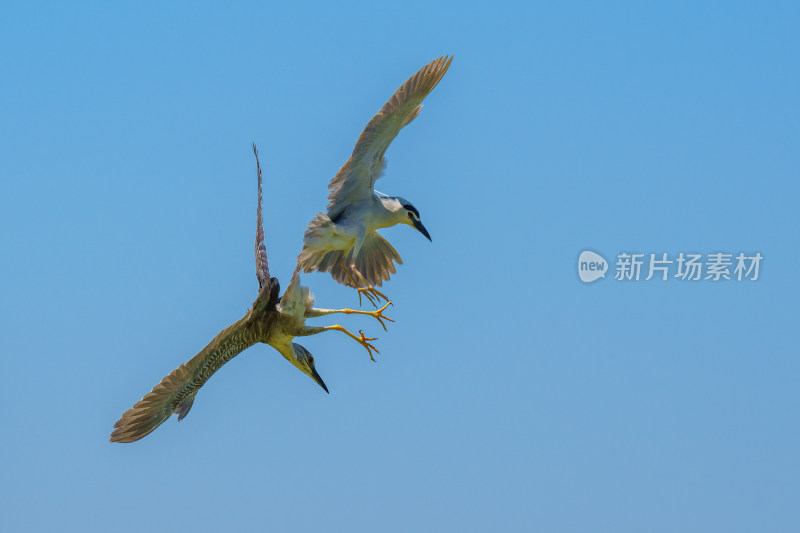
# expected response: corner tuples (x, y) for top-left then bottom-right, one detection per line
(324, 324), (380, 360)
(330, 325), (379, 361)
(356, 286), (390, 308)
(339, 301), (394, 331)
(367, 301), (394, 331)
(354, 330), (379, 362)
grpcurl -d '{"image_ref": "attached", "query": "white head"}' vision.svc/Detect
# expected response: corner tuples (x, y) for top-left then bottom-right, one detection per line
(381, 196), (432, 241)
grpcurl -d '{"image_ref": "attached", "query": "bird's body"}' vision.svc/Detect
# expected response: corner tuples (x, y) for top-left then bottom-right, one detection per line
(110, 145), (389, 443)
(300, 196), (408, 286)
(109, 279), (287, 443)
(297, 56), (451, 296)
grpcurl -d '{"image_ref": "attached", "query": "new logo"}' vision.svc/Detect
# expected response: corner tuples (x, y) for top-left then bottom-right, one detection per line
(578, 250), (608, 283)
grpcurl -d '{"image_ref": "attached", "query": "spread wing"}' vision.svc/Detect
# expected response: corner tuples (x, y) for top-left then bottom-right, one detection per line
(326, 55), (452, 220)
(110, 315), (256, 443)
(110, 279), (282, 443)
(111, 145), (285, 443)
(253, 143), (270, 290)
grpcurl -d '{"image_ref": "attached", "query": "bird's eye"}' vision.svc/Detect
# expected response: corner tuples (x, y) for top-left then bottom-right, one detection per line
(308, 355), (314, 364)
(407, 212), (414, 219)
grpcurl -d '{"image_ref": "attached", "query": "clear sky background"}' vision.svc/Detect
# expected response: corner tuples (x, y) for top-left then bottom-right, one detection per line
(2, 1), (798, 531)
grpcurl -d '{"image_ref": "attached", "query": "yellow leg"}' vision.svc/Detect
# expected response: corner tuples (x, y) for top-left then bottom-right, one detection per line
(326, 325), (379, 361)
(331, 301), (394, 331)
(357, 286), (390, 307)
(356, 287), (378, 307)
(339, 258), (389, 307)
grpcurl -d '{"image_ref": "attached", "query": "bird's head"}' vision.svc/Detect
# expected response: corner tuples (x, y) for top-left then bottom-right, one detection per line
(385, 196), (431, 242)
(290, 343), (329, 393)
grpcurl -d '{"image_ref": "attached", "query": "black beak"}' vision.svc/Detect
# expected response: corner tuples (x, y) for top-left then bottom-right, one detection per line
(310, 366), (329, 393)
(412, 219), (432, 242)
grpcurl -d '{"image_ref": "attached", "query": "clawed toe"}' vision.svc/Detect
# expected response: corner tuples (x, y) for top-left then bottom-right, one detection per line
(357, 286), (390, 308)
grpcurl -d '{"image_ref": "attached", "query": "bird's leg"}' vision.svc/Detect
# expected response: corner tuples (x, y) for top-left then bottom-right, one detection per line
(339, 258), (384, 307)
(298, 325), (379, 361)
(357, 284), (390, 307)
(356, 288), (378, 308)
(348, 226), (381, 307)
(348, 264), (390, 308)
(306, 300), (394, 331)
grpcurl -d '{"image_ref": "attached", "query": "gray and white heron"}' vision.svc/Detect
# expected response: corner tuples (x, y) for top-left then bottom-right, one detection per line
(110, 145), (390, 443)
(297, 55), (452, 305)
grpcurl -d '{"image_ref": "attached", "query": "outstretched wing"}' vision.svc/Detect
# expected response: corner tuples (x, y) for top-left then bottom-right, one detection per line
(253, 143), (270, 290)
(110, 314), (259, 443)
(326, 56), (453, 220)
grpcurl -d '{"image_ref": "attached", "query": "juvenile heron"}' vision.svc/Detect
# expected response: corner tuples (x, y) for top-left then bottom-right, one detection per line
(109, 145), (391, 443)
(297, 55), (452, 305)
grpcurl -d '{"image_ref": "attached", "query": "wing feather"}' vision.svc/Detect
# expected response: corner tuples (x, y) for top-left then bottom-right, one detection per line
(110, 314), (259, 443)
(253, 143), (270, 290)
(326, 56), (452, 219)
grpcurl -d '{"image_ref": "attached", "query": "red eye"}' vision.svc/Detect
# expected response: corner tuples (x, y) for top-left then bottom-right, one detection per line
(308, 356), (314, 363)
(408, 212), (414, 219)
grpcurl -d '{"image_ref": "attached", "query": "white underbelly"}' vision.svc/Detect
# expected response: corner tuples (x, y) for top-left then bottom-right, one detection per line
(307, 223), (356, 252)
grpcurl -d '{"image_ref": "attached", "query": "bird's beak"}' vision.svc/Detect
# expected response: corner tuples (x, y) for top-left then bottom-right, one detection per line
(309, 366), (329, 393)
(412, 219), (432, 242)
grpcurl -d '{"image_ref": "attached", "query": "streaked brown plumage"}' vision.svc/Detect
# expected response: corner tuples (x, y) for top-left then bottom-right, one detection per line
(110, 144), (390, 443)
(109, 281), (282, 443)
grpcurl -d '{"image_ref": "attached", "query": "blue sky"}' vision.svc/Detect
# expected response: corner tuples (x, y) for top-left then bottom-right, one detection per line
(1, 1), (798, 531)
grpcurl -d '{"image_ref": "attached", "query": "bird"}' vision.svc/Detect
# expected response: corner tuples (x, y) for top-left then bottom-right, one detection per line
(109, 144), (392, 443)
(297, 55), (452, 306)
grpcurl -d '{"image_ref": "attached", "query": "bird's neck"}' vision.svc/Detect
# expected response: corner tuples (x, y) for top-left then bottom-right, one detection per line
(267, 336), (296, 363)
(374, 197), (405, 229)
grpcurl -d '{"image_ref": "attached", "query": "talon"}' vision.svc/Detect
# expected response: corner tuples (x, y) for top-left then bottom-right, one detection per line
(330, 324), (380, 361)
(356, 286), (389, 308)
(357, 330), (379, 361)
(371, 301), (395, 331)
(357, 287), (379, 308)
(368, 286), (390, 303)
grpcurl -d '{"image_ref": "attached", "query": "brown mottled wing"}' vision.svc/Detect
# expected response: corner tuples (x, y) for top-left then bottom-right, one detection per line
(326, 56), (453, 220)
(110, 314), (260, 443)
(253, 143), (270, 290)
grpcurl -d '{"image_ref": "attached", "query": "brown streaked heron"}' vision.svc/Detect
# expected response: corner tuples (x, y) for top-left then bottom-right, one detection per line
(296, 55), (452, 306)
(109, 144), (391, 443)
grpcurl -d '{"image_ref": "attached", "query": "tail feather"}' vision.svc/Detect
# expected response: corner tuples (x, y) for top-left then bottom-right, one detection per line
(299, 236), (401, 289)
(297, 212), (403, 287)
(317, 249), (345, 274)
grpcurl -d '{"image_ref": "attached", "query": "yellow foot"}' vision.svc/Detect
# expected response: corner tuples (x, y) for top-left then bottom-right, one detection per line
(341, 301), (394, 331)
(355, 330), (379, 362)
(367, 300), (394, 331)
(357, 286), (390, 308)
(328, 325), (380, 361)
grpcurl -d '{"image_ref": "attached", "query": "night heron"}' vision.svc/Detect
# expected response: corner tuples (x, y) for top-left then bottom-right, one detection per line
(110, 145), (391, 443)
(297, 55), (452, 305)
